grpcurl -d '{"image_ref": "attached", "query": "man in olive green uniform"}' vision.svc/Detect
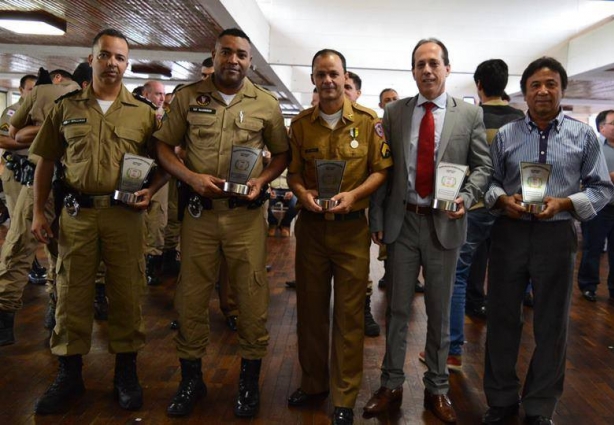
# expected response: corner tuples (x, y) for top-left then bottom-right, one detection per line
(154, 28), (289, 419)
(0, 70), (80, 347)
(286, 49), (392, 425)
(0, 74), (37, 216)
(31, 29), (166, 414)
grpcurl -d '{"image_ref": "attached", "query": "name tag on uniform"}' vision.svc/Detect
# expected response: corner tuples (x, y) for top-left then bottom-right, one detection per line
(305, 148), (319, 153)
(62, 118), (87, 126)
(189, 106), (216, 114)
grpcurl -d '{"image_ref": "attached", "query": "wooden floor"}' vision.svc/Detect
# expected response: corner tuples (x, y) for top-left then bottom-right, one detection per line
(1, 222), (614, 425)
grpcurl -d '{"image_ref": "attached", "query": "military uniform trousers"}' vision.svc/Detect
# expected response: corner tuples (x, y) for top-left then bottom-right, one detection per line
(0, 166), (23, 218)
(294, 210), (370, 408)
(144, 182), (169, 256)
(51, 205), (146, 356)
(0, 186), (55, 312)
(175, 202), (269, 360)
(164, 177), (181, 251)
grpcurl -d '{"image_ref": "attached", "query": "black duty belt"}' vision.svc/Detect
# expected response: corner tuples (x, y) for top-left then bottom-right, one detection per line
(63, 191), (120, 216)
(2, 151), (36, 186)
(405, 202), (432, 215)
(304, 209), (365, 222)
(187, 186), (270, 219)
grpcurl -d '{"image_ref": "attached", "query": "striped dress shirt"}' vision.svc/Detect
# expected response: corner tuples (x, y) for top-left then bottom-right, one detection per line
(485, 108), (614, 221)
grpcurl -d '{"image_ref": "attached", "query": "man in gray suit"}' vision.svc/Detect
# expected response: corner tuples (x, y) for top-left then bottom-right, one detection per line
(363, 38), (492, 424)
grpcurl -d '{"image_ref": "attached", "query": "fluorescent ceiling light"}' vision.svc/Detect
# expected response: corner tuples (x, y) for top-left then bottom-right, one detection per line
(0, 10), (66, 36)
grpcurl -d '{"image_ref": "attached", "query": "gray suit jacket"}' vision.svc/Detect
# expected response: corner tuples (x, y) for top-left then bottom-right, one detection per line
(369, 95), (492, 250)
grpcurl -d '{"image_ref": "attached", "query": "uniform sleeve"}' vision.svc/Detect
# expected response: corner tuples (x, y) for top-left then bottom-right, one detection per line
(9, 92), (34, 129)
(29, 103), (65, 161)
(152, 90), (189, 147)
(0, 108), (12, 136)
(366, 117), (393, 173)
(263, 100), (289, 155)
(287, 121), (304, 175)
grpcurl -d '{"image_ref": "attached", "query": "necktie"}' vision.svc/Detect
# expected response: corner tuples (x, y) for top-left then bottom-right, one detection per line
(416, 102), (436, 198)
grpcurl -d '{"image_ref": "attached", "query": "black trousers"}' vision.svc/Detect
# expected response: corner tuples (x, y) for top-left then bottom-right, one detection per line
(484, 217), (576, 417)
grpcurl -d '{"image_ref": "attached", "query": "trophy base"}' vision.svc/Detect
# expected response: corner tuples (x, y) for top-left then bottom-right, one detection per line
(520, 201), (546, 214)
(223, 182), (250, 196)
(315, 198), (339, 210)
(432, 199), (458, 212)
(114, 190), (139, 204)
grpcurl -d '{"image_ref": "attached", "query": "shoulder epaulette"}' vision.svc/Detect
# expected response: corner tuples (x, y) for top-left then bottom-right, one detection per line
(254, 84), (278, 100)
(133, 94), (157, 110)
(353, 102), (379, 120)
(175, 80), (201, 93)
(54, 89), (81, 103)
(291, 107), (314, 123)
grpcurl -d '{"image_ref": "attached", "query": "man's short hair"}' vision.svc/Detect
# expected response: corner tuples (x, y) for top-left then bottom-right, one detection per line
(92, 28), (129, 49)
(202, 57), (213, 67)
(474, 59), (509, 98)
(72, 62), (92, 87)
(311, 49), (347, 72)
(379, 88), (397, 103)
(520, 56), (568, 96)
(596, 110), (614, 130)
(347, 71), (362, 90)
(218, 28), (251, 44)
(49, 69), (73, 80)
(411, 38), (450, 69)
(19, 74), (37, 89)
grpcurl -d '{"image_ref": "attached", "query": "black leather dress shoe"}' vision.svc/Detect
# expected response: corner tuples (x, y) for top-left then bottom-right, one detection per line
(287, 388), (329, 406)
(582, 290), (597, 302)
(332, 406), (354, 425)
(482, 403), (519, 424)
(526, 415), (553, 425)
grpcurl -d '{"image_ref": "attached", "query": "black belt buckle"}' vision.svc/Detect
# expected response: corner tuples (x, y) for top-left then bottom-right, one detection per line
(64, 193), (80, 217)
(188, 194), (203, 218)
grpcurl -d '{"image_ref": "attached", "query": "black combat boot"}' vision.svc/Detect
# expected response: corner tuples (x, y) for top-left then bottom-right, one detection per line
(146, 254), (163, 286)
(35, 355), (85, 414)
(167, 358), (207, 417)
(94, 283), (108, 321)
(114, 352), (143, 410)
(161, 249), (180, 277)
(234, 358), (262, 418)
(44, 293), (56, 330)
(364, 296), (381, 337)
(28, 257), (47, 285)
(0, 310), (15, 346)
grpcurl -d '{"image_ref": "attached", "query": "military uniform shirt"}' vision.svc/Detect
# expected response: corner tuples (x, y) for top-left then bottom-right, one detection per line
(10, 81), (81, 128)
(30, 85), (157, 194)
(153, 77), (289, 180)
(1, 100), (28, 156)
(289, 98), (393, 211)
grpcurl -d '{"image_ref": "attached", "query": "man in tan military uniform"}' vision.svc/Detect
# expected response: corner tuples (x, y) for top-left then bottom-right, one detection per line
(286, 49), (392, 425)
(0, 74), (36, 216)
(30, 29), (166, 414)
(0, 70), (80, 347)
(154, 28), (289, 419)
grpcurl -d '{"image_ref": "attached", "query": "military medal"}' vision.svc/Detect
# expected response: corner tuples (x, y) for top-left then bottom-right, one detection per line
(350, 128), (359, 149)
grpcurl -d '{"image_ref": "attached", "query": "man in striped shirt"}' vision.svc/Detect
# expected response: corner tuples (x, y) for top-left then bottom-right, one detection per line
(482, 57), (614, 425)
